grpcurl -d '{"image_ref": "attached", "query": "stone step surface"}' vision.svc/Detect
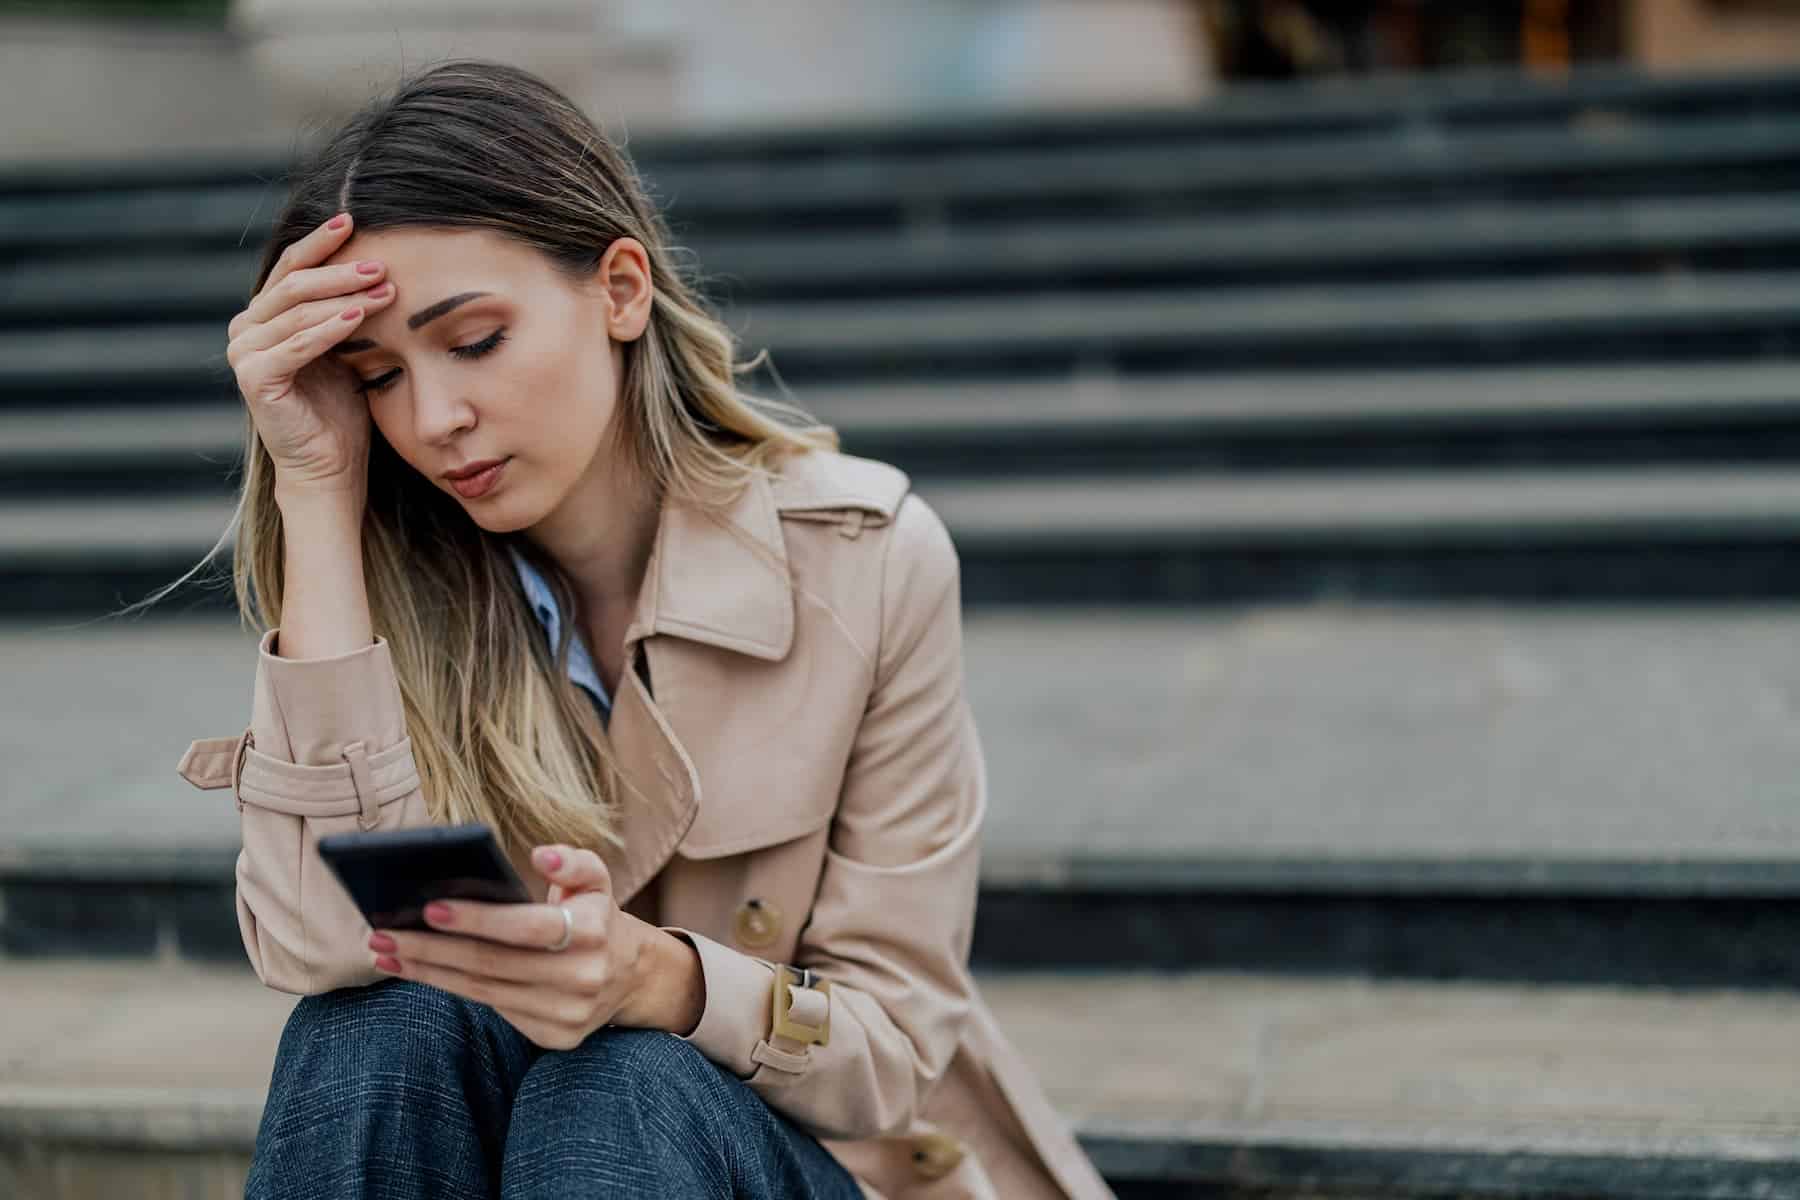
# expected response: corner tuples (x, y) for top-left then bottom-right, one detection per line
(8, 610), (1800, 985)
(3, 960), (1797, 1199)
(23, 468), (1800, 610)
(10, 361), (1800, 453)
(8, 608), (1800, 866)
(14, 467), (1800, 561)
(15, 272), (1800, 395)
(12, 109), (1800, 247)
(16, 193), (1800, 322)
(9, 60), (1800, 204)
(13, 362), (1800, 498)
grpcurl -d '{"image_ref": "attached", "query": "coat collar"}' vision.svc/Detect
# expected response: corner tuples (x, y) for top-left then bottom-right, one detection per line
(623, 467), (794, 663)
(602, 467), (791, 905)
(599, 451), (911, 905)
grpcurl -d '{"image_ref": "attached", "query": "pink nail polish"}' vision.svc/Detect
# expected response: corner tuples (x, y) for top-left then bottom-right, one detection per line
(369, 932), (396, 953)
(328, 213), (349, 230)
(424, 902), (453, 925)
(374, 955), (400, 973)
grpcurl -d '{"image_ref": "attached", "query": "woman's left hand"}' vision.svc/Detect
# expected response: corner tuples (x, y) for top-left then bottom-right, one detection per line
(367, 844), (649, 1050)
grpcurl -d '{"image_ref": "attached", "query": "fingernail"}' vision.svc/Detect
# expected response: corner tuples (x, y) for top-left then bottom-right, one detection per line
(424, 902), (453, 925)
(535, 848), (562, 871)
(368, 932), (396, 953)
(356, 259), (382, 275)
(367, 282), (392, 298)
(328, 213), (349, 230)
(374, 955), (400, 973)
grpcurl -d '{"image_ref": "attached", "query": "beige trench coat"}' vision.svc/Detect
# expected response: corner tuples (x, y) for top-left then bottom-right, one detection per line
(176, 448), (1115, 1200)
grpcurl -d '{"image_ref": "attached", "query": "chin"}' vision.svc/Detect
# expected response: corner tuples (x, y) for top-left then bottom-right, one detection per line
(468, 503), (537, 534)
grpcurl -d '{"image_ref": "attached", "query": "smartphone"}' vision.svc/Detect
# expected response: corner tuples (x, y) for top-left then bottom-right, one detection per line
(316, 822), (532, 931)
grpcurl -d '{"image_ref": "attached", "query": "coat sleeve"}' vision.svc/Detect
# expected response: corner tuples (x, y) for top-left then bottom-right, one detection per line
(660, 493), (985, 1142)
(178, 629), (432, 995)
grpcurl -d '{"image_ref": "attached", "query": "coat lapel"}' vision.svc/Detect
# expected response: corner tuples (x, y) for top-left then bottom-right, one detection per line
(600, 469), (795, 905)
(599, 641), (698, 907)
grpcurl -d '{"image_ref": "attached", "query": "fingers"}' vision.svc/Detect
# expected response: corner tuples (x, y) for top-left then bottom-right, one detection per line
(243, 257), (388, 330)
(533, 844), (612, 905)
(375, 925), (605, 992)
(236, 259), (389, 345)
(226, 212), (396, 400)
(376, 952), (588, 1027)
(228, 296), (396, 408)
(262, 211), (357, 304)
(418, 891), (608, 952)
(231, 279), (395, 361)
(230, 211), (387, 340)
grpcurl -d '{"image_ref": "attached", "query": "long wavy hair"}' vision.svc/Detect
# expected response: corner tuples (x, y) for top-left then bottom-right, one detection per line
(144, 59), (838, 861)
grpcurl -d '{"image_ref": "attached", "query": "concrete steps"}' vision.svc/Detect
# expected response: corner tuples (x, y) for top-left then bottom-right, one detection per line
(20, 193), (1800, 320)
(10, 68), (1800, 622)
(12, 465), (1800, 612)
(15, 271), (1800, 399)
(9, 610), (1800, 986)
(12, 362), (1800, 494)
(11, 61), (1800, 1197)
(17, 67), (1800, 236)
(4, 960), (1797, 1200)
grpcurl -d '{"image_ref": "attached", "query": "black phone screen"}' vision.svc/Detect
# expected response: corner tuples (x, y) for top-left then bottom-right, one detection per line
(316, 822), (532, 931)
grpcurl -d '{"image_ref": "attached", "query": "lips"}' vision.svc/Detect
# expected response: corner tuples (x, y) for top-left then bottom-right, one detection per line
(444, 458), (506, 481)
(447, 458), (509, 499)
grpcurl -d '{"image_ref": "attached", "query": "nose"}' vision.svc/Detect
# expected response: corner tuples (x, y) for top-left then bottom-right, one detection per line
(412, 376), (477, 447)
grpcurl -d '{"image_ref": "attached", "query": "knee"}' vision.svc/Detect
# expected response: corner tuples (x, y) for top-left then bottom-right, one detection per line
(497, 1031), (737, 1195)
(286, 976), (472, 1038)
(510, 1029), (740, 1182)
(275, 978), (512, 1082)
(601, 1027), (722, 1087)
(522, 1027), (729, 1111)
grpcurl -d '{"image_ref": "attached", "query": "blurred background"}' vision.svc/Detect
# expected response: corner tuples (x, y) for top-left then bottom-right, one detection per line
(6, 1), (1800, 1197)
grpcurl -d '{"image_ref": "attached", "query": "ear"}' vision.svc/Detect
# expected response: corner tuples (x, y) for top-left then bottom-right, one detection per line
(599, 237), (653, 342)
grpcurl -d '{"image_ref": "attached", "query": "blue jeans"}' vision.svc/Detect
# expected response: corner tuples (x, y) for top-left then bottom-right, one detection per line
(246, 977), (865, 1199)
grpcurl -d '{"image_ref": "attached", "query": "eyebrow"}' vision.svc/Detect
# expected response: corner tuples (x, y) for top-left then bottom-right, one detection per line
(327, 291), (492, 354)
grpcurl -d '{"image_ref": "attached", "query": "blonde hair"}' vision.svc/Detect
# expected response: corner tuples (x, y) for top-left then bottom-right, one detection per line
(138, 60), (837, 862)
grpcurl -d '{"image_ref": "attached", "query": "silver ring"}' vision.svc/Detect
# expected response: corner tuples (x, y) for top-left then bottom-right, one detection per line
(546, 904), (573, 952)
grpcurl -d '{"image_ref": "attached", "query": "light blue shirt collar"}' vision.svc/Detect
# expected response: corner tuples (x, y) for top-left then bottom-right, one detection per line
(507, 543), (613, 719)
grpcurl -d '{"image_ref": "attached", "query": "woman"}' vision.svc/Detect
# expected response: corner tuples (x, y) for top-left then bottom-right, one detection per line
(170, 59), (1115, 1200)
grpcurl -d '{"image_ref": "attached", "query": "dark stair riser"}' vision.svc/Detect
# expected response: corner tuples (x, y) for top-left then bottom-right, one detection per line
(12, 319), (1800, 403)
(9, 872), (1800, 990)
(15, 536), (1800, 616)
(20, 417), (1800, 499)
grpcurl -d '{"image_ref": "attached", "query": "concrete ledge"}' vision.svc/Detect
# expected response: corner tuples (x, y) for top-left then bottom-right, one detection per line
(1082, 1120), (1800, 1199)
(13, 363), (1800, 497)
(20, 193), (1800, 314)
(0, 1085), (261, 1152)
(7, 59), (1800, 188)
(8, 854), (1800, 986)
(5, 963), (1799, 1198)
(17, 469), (1800, 559)
(12, 271), (1800, 394)
(8, 1103), (1794, 1199)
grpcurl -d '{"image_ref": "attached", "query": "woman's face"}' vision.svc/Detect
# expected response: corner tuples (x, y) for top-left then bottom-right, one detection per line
(321, 226), (651, 533)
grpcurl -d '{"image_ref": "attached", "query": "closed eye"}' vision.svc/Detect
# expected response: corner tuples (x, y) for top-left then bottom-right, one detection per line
(355, 329), (509, 396)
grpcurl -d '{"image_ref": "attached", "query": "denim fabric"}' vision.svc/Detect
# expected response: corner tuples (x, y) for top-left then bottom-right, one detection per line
(246, 977), (865, 1199)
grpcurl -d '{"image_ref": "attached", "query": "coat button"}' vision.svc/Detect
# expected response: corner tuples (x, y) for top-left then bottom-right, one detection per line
(909, 1131), (964, 1181)
(733, 897), (782, 949)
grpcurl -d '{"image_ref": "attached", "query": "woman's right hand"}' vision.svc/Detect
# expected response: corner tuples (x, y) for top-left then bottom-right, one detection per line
(226, 212), (397, 500)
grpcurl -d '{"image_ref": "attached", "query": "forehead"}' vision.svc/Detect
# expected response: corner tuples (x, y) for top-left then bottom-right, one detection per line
(319, 226), (533, 276)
